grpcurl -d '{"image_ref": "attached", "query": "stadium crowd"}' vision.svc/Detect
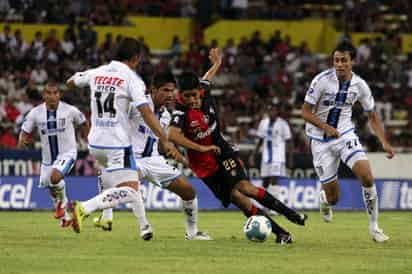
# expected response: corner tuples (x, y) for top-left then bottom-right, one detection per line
(0, 1), (410, 33)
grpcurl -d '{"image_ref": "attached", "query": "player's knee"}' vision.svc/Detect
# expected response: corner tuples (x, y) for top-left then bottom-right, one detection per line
(50, 170), (62, 185)
(234, 180), (256, 196)
(180, 188), (195, 201)
(360, 173), (374, 187)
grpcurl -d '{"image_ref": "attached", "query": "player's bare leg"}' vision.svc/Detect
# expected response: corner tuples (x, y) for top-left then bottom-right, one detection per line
(234, 180), (307, 226)
(352, 160), (389, 242)
(167, 176), (211, 240)
(230, 189), (292, 245)
(319, 180), (340, 223)
(49, 169), (72, 227)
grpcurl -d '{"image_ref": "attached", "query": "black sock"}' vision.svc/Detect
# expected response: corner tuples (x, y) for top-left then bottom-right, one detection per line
(256, 208), (288, 236)
(256, 188), (302, 224)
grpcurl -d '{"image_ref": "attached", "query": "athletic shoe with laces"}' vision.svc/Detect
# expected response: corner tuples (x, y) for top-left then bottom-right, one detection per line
(69, 201), (88, 233)
(289, 213), (308, 226)
(54, 201), (65, 219)
(185, 231), (213, 240)
(370, 227), (389, 242)
(275, 232), (293, 245)
(93, 215), (113, 231)
(140, 224), (153, 241)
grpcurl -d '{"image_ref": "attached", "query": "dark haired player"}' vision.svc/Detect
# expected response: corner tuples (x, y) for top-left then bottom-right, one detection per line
(301, 42), (394, 242)
(169, 48), (307, 244)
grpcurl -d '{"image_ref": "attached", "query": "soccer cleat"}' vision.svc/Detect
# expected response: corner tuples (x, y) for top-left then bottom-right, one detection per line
(69, 201), (88, 233)
(54, 201), (65, 219)
(289, 213), (308, 226)
(93, 215), (113, 232)
(60, 218), (73, 228)
(185, 231), (213, 240)
(370, 227), (389, 243)
(275, 232), (293, 245)
(319, 204), (333, 223)
(140, 224), (153, 241)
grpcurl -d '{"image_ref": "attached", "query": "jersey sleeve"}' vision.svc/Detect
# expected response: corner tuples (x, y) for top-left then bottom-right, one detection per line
(256, 119), (266, 138)
(72, 107), (87, 125)
(358, 80), (375, 112)
(129, 74), (148, 108)
(70, 70), (92, 88)
(304, 76), (323, 105)
(170, 106), (186, 130)
(21, 109), (36, 134)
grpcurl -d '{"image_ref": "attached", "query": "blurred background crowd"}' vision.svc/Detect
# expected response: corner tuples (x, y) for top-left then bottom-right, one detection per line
(1, 0), (412, 175)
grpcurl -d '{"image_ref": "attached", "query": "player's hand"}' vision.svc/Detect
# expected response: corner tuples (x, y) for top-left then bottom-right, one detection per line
(323, 125), (340, 139)
(209, 48), (222, 66)
(200, 145), (221, 155)
(383, 142), (395, 159)
(160, 140), (180, 159)
(248, 154), (255, 167)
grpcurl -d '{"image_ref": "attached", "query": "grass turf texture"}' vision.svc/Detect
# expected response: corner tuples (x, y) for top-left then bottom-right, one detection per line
(0, 211), (411, 274)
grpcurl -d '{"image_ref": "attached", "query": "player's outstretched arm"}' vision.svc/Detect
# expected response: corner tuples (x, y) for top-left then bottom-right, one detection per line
(301, 102), (340, 138)
(367, 111), (395, 159)
(249, 138), (263, 167)
(17, 131), (31, 149)
(202, 48), (222, 81)
(168, 126), (221, 154)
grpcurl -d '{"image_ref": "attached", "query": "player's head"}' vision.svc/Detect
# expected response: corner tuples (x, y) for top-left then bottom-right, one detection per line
(151, 71), (176, 108)
(42, 82), (61, 109)
(268, 103), (279, 119)
(332, 42), (356, 81)
(115, 37), (141, 69)
(178, 72), (201, 109)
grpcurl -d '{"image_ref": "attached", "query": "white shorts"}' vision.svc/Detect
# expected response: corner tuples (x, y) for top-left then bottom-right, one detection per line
(311, 131), (367, 184)
(98, 169), (140, 190)
(89, 145), (137, 172)
(136, 156), (182, 189)
(260, 162), (286, 178)
(39, 153), (76, 188)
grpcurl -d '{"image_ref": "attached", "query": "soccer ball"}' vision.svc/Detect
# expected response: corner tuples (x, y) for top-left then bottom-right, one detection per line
(243, 215), (272, 242)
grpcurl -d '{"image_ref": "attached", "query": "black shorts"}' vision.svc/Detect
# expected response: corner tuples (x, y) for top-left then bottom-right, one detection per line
(202, 156), (248, 208)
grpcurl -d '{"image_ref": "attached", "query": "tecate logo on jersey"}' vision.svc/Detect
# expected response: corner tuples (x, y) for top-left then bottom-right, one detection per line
(0, 178), (33, 209)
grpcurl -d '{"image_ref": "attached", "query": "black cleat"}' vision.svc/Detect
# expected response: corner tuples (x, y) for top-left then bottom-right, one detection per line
(289, 213), (308, 226)
(276, 233), (293, 245)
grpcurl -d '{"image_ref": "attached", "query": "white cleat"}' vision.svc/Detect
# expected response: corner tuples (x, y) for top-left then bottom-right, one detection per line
(370, 227), (389, 243)
(320, 205), (333, 223)
(140, 224), (153, 241)
(185, 231), (213, 240)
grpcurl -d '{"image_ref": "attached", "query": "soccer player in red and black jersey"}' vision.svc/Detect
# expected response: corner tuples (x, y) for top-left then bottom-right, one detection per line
(169, 48), (308, 244)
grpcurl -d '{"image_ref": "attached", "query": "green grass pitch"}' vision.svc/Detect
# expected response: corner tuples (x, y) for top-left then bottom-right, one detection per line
(0, 211), (411, 274)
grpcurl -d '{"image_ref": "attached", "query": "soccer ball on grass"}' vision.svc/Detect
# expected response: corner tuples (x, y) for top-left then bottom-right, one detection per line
(243, 215), (272, 242)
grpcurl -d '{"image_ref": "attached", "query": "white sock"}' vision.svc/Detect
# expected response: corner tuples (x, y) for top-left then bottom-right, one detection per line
(49, 179), (68, 207)
(362, 185), (379, 230)
(182, 197), (198, 236)
(319, 190), (331, 208)
(102, 208), (113, 221)
(82, 187), (138, 215)
(129, 190), (149, 230)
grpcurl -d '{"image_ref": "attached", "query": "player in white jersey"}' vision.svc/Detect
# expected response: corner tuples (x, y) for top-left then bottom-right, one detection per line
(18, 82), (89, 227)
(94, 71), (211, 240)
(301, 42), (395, 242)
(250, 103), (292, 202)
(66, 37), (179, 234)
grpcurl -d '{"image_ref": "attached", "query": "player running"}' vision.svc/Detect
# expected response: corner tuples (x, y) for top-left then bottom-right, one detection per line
(18, 82), (89, 227)
(301, 42), (394, 242)
(169, 48), (307, 245)
(94, 71), (211, 240)
(66, 37), (179, 234)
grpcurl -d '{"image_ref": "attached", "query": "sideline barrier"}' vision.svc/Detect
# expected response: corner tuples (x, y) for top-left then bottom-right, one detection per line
(1, 177), (411, 210)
